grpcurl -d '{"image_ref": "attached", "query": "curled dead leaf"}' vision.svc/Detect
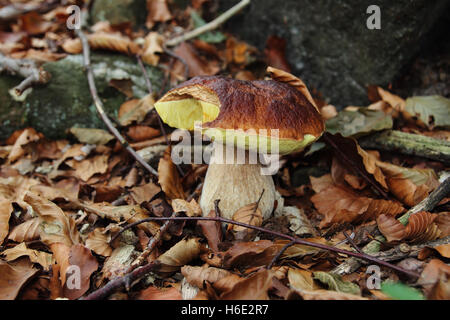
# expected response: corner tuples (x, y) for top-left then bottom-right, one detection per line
(181, 265), (232, 288)
(158, 146), (186, 200)
(0, 260), (37, 300)
(156, 238), (202, 274)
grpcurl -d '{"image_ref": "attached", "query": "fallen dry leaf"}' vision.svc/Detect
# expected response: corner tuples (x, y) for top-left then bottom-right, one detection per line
(8, 128), (41, 163)
(171, 199), (202, 217)
(130, 183), (161, 204)
(0, 260), (38, 300)
(156, 237), (202, 273)
(223, 240), (278, 269)
(158, 146), (186, 200)
(2, 242), (53, 270)
(85, 228), (112, 257)
(198, 209), (222, 252)
(146, 0), (172, 28)
(221, 269), (274, 300)
(181, 265), (232, 288)
(0, 199), (13, 244)
(138, 286), (182, 300)
(8, 218), (40, 243)
(24, 192), (80, 247)
(311, 175), (404, 228)
(66, 154), (109, 182)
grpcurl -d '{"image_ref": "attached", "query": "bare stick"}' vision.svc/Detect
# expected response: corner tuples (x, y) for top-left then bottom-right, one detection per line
(125, 212), (178, 274)
(106, 216), (420, 277)
(0, 54), (51, 95)
(83, 213), (419, 299)
(165, 0), (251, 47)
(267, 240), (295, 269)
(75, 29), (158, 177)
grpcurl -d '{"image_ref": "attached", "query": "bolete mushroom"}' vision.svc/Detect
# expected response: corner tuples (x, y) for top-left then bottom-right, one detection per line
(155, 67), (325, 220)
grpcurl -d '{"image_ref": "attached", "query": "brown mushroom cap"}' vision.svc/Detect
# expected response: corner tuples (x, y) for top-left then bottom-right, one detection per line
(155, 75), (325, 154)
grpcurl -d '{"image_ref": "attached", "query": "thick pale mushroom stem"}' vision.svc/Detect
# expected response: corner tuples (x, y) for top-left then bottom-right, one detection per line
(199, 144), (277, 219)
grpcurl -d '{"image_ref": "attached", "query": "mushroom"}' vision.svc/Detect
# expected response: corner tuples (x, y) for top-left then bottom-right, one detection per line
(154, 67), (325, 220)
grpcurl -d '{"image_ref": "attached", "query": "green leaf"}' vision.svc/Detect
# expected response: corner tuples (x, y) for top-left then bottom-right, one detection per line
(381, 282), (425, 300)
(405, 95), (450, 129)
(190, 11), (226, 44)
(326, 108), (393, 138)
(313, 271), (360, 295)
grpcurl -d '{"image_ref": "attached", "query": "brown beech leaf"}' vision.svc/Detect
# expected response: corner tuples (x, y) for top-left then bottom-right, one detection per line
(213, 274), (244, 293)
(0, 199), (13, 245)
(85, 228), (112, 257)
(223, 240), (278, 269)
(419, 259), (450, 296)
(8, 218), (40, 243)
(181, 265), (232, 288)
(311, 175), (404, 228)
(378, 211), (439, 243)
(63, 244), (99, 299)
(138, 286), (182, 300)
(90, 203), (160, 236)
(141, 32), (164, 66)
(287, 268), (318, 292)
(2, 242), (53, 271)
(171, 199), (202, 217)
(267, 66), (318, 111)
(156, 238), (202, 274)
(377, 214), (406, 242)
(69, 128), (114, 145)
(66, 155), (109, 182)
(404, 211), (439, 242)
(435, 212), (450, 237)
(198, 209), (222, 252)
(377, 162), (439, 206)
(130, 183), (161, 204)
(24, 192), (80, 247)
(221, 269), (274, 300)
(368, 85), (405, 115)
(230, 201), (263, 240)
(127, 125), (160, 142)
(172, 42), (220, 79)
(8, 128), (41, 163)
(146, 0), (172, 28)
(0, 260), (38, 300)
(322, 133), (389, 195)
(290, 289), (368, 300)
(62, 33), (140, 55)
(264, 36), (291, 72)
(118, 95), (155, 126)
(158, 146), (186, 200)
(277, 238), (327, 259)
(433, 244), (450, 259)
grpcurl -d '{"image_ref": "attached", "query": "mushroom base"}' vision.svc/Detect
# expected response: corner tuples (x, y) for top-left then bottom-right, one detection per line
(199, 159), (276, 220)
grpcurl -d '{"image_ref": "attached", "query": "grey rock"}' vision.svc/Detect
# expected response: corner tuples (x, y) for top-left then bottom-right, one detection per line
(90, 0), (147, 28)
(0, 53), (162, 140)
(218, 0), (449, 107)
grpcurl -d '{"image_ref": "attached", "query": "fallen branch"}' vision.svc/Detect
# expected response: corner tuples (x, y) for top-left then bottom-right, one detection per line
(359, 130), (450, 165)
(374, 235), (450, 262)
(0, 54), (51, 95)
(83, 209), (421, 299)
(165, 0), (251, 47)
(332, 176), (450, 275)
(75, 29), (158, 177)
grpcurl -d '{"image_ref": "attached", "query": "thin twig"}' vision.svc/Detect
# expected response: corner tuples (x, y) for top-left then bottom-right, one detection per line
(125, 212), (178, 275)
(105, 216), (420, 278)
(75, 29), (158, 177)
(165, 0), (251, 47)
(83, 213), (419, 299)
(267, 240), (295, 269)
(136, 54), (184, 176)
(0, 54), (51, 95)
(343, 231), (363, 254)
